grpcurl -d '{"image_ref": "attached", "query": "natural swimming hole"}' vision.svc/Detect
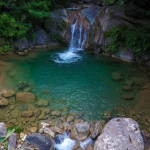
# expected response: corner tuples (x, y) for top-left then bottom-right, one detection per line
(1, 47), (149, 123)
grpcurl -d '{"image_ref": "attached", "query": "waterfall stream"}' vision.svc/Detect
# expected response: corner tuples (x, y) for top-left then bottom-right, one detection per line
(52, 13), (87, 64)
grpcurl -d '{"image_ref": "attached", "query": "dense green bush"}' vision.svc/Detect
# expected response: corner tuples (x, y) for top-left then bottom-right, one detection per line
(0, 0), (70, 53)
(103, 25), (150, 56)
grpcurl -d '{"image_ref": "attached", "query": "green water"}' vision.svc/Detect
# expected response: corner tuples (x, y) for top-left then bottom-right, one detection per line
(4, 48), (149, 121)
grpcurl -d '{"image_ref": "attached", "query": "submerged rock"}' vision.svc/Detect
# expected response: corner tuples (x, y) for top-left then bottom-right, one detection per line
(94, 118), (144, 150)
(133, 89), (150, 113)
(122, 94), (134, 100)
(22, 111), (33, 117)
(25, 133), (55, 150)
(0, 98), (9, 106)
(51, 111), (61, 116)
(37, 99), (49, 107)
(16, 92), (35, 103)
(111, 72), (123, 81)
(2, 90), (15, 98)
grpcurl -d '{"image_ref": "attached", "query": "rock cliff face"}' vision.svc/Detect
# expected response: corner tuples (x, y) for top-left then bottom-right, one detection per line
(44, 4), (150, 61)
(15, 3), (150, 62)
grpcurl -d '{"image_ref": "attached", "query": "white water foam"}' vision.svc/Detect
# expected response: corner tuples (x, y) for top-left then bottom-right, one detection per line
(52, 15), (87, 64)
(80, 137), (94, 149)
(55, 132), (76, 150)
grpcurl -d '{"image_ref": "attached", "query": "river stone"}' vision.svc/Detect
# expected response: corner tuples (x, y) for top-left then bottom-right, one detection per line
(0, 122), (7, 138)
(22, 111), (33, 117)
(124, 80), (134, 86)
(0, 98), (9, 106)
(94, 118), (144, 150)
(2, 90), (15, 98)
(91, 121), (105, 139)
(51, 111), (61, 116)
(25, 133), (55, 150)
(44, 127), (55, 138)
(11, 108), (20, 118)
(16, 92), (35, 103)
(74, 122), (90, 140)
(51, 126), (63, 134)
(122, 94), (134, 100)
(123, 85), (132, 91)
(29, 127), (38, 133)
(37, 99), (49, 107)
(67, 115), (74, 123)
(111, 72), (122, 81)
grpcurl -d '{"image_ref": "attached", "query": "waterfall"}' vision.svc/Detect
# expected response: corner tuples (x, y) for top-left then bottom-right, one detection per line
(54, 132), (94, 150)
(52, 13), (87, 64)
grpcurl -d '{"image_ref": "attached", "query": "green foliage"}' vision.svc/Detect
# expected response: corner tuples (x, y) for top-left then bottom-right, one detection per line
(0, 125), (23, 144)
(0, 0), (70, 53)
(103, 25), (150, 56)
(101, 0), (128, 5)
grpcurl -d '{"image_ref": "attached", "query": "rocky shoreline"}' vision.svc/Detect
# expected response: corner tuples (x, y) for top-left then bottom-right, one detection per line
(0, 87), (150, 149)
(0, 117), (149, 150)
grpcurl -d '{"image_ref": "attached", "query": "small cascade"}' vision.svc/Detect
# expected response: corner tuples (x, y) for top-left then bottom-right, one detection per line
(52, 10), (88, 64)
(54, 132), (76, 150)
(54, 132), (94, 150)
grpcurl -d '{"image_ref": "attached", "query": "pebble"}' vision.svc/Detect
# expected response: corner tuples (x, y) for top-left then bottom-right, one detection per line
(17, 144), (22, 149)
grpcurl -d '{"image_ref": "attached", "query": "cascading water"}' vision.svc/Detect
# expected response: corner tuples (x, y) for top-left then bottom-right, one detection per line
(54, 132), (94, 150)
(52, 12), (87, 64)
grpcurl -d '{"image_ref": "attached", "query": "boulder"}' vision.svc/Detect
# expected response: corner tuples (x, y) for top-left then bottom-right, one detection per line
(16, 92), (35, 103)
(0, 98), (9, 106)
(0, 122), (7, 138)
(25, 133), (55, 150)
(94, 118), (144, 150)
(2, 90), (15, 98)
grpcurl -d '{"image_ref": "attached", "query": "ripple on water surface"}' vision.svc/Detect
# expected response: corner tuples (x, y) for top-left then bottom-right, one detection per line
(2, 47), (150, 121)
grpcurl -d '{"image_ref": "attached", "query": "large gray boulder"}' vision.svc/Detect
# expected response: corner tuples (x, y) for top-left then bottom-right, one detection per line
(94, 118), (144, 150)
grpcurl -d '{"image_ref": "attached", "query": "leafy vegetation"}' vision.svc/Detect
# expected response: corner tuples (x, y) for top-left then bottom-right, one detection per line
(0, 125), (23, 144)
(0, 0), (70, 53)
(103, 25), (150, 56)
(101, 0), (129, 5)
